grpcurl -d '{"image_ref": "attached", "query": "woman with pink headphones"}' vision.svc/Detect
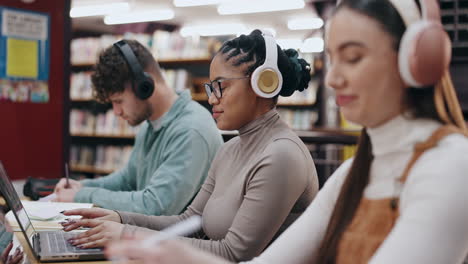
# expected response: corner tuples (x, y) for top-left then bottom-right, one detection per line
(105, 0), (468, 263)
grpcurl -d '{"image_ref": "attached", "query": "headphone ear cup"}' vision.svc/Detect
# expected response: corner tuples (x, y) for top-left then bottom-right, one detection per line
(399, 21), (452, 87)
(250, 66), (283, 98)
(258, 69), (280, 94)
(135, 72), (155, 100)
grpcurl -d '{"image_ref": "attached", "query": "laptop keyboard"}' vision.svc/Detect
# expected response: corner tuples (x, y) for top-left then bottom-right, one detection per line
(46, 232), (102, 253)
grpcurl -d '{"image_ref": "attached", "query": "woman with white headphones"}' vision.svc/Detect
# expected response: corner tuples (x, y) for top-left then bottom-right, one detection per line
(59, 29), (318, 262)
(104, 0), (468, 263)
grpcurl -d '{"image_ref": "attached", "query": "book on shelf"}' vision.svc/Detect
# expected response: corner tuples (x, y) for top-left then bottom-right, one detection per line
(152, 31), (217, 60)
(277, 79), (318, 105)
(340, 113), (361, 160)
(70, 144), (132, 173)
(70, 72), (93, 100)
(71, 31), (220, 66)
(161, 69), (193, 93)
(70, 109), (141, 136)
(277, 109), (319, 131)
(70, 69), (194, 101)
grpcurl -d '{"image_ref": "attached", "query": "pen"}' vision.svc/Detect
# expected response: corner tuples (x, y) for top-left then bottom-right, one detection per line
(65, 163), (70, 188)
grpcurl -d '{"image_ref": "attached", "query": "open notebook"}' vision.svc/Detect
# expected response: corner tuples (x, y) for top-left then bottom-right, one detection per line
(6, 201), (93, 231)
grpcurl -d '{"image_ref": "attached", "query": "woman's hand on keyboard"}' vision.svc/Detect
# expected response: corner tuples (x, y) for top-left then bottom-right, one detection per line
(1, 242), (24, 264)
(61, 208), (121, 223)
(64, 219), (124, 249)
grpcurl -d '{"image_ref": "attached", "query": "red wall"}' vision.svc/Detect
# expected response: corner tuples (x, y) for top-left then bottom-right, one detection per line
(0, 0), (70, 180)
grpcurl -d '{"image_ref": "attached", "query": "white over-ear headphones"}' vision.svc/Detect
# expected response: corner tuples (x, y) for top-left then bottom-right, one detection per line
(250, 30), (283, 98)
(388, 0), (451, 87)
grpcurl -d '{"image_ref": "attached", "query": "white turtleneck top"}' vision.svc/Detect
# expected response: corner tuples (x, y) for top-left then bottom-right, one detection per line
(246, 116), (468, 264)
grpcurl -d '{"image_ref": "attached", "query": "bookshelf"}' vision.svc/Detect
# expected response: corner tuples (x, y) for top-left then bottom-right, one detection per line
(440, 0), (468, 116)
(70, 133), (135, 139)
(69, 32), (324, 177)
(70, 165), (114, 175)
(70, 58), (213, 69)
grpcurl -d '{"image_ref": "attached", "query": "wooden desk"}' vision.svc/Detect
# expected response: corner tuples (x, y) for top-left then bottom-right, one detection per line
(14, 232), (110, 264)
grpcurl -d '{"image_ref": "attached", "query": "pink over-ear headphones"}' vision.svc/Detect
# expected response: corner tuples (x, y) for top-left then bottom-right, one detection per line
(388, 0), (451, 87)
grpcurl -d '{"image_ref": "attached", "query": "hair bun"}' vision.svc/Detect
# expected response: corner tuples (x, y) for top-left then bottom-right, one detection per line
(279, 49), (311, 97)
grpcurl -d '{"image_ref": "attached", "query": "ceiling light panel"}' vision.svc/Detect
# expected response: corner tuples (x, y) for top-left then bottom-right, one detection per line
(180, 23), (247, 36)
(288, 17), (324, 30)
(104, 9), (175, 25)
(218, 0), (305, 15)
(70, 2), (130, 18)
(174, 0), (229, 7)
(300, 37), (324, 53)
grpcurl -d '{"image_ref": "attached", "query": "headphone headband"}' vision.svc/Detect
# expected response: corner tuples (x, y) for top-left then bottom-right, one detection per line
(421, 0), (441, 22)
(262, 31), (278, 68)
(113, 40), (147, 82)
(113, 40), (155, 100)
(386, 0), (421, 26)
(250, 29), (283, 98)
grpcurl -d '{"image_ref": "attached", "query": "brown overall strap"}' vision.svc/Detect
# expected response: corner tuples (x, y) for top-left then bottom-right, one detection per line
(398, 125), (466, 184)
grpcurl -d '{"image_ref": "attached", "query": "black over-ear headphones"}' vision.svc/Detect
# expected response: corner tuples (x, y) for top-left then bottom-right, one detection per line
(113, 40), (155, 100)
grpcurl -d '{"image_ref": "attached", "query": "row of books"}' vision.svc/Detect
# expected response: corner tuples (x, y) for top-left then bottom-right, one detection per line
(277, 79), (318, 105)
(70, 72), (93, 100)
(152, 31), (219, 60)
(278, 109), (319, 131)
(70, 69), (193, 100)
(70, 144), (132, 172)
(71, 32), (220, 65)
(70, 109), (141, 136)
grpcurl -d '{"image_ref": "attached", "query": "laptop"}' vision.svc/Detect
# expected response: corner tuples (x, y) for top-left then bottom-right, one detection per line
(0, 161), (105, 262)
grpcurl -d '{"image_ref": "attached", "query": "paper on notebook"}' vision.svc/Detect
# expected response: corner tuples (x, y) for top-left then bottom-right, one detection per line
(38, 193), (56, 202)
(6, 201), (93, 231)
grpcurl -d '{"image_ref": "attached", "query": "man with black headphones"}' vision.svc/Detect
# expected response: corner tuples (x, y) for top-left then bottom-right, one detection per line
(53, 40), (223, 215)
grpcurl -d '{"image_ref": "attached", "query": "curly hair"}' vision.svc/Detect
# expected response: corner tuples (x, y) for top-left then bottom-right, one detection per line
(91, 40), (158, 102)
(218, 29), (311, 99)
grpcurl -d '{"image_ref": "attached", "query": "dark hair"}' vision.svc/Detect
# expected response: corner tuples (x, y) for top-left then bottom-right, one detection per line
(316, 0), (441, 263)
(91, 40), (159, 102)
(218, 29), (311, 101)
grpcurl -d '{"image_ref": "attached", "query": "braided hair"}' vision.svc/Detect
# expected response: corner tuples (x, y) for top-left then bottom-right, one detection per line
(218, 29), (311, 98)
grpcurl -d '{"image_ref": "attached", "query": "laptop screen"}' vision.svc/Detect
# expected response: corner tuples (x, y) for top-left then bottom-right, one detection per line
(0, 162), (36, 247)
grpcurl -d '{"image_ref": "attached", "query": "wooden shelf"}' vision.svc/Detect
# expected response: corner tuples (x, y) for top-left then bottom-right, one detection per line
(295, 130), (359, 145)
(159, 58), (211, 66)
(71, 58), (211, 68)
(71, 98), (95, 102)
(71, 133), (135, 139)
(70, 165), (114, 175)
(71, 62), (95, 67)
(71, 96), (209, 103)
(220, 129), (359, 145)
(277, 102), (316, 107)
(192, 93), (208, 101)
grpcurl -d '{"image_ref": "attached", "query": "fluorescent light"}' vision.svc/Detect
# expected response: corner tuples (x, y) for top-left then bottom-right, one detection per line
(174, 0), (228, 7)
(70, 2), (130, 18)
(104, 9), (175, 25)
(180, 23), (247, 36)
(277, 38), (302, 50)
(218, 0), (305, 15)
(288, 18), (324, 30)
(300, 37), (324, 53)
(241, 27), (276, 37)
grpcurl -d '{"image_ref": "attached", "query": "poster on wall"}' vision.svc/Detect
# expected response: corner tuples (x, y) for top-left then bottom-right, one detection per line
(0, 6), (50, 103)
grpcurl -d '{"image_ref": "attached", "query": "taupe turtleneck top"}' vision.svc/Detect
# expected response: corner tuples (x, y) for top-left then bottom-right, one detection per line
(118, 109), (319, 261)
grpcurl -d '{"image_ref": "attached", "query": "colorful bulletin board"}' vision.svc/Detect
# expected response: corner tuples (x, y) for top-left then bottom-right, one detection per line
(0, 7), (50, 103)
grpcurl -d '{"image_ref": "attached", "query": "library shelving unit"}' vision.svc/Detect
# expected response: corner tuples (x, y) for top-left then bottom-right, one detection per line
(68, 31), (328, 178)
(441, 0), (468, 116)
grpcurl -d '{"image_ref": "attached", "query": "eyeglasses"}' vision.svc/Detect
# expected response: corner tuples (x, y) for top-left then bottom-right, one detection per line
(204, 76), (250, 99)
